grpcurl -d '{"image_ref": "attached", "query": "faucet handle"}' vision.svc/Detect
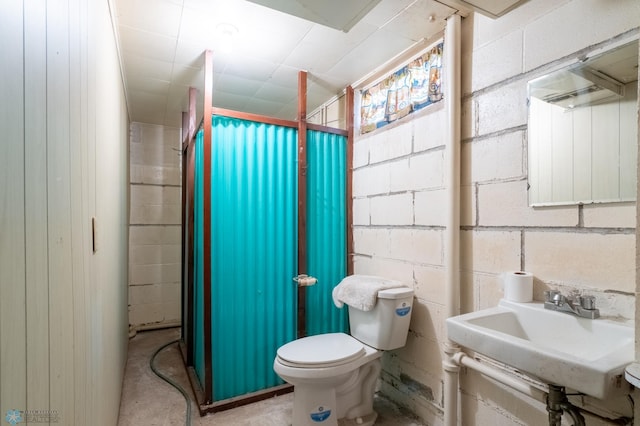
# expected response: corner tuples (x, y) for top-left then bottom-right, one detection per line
(580, 295), (596, 310)
(544, 290), (560, 302)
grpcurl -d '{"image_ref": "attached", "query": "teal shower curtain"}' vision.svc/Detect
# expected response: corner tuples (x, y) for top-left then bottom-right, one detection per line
(193, 130), (204, 387)
(192, 116), (348, 403)
(306, 129), (348, 336)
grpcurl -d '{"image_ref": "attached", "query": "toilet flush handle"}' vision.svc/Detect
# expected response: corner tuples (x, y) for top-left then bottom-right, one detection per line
(293, 274), (317, 287)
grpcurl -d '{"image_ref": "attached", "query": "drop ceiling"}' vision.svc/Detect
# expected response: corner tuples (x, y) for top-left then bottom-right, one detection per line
(113, 0), (466, 128)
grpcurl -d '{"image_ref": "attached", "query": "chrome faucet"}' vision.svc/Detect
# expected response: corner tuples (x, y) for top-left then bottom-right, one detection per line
(543, 290), (599, 319)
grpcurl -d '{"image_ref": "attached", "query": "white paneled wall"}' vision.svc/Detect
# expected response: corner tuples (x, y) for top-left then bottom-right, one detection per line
(350, 0), (639, 425)
(0, 0), (129, 424)
(128, 122), (182, 328)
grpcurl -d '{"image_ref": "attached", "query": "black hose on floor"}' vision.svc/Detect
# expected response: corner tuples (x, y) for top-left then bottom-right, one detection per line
(150, 339), (192, 426)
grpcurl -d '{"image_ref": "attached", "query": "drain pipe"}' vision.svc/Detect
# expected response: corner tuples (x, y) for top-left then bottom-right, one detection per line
(452, 352), (548, 403)
(443, 344), (460, 426)
(452, 353), (633, 425)
(547, 384), (585, 426)
(442, 13), (462, 426)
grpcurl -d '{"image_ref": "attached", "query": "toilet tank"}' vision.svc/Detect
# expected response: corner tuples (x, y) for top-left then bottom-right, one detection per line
(348, 287), (414, 350)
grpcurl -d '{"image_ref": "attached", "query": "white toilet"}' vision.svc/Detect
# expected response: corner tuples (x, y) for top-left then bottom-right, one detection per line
(273, 284), (414, 426)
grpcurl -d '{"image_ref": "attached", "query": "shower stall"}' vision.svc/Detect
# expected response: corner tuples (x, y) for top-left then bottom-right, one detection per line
(180, 52), (355, 414)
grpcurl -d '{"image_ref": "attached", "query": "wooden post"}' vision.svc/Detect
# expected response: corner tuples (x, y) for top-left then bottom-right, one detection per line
(181, 86), (198, 365)
(181, 111), (188, 359)
(186, 87), (196, 364)
(181, 110), (188, 320)
(297, 70), (308, 339)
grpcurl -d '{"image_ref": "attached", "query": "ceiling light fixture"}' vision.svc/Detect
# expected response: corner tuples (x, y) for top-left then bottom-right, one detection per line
(217, 23), (238, 54)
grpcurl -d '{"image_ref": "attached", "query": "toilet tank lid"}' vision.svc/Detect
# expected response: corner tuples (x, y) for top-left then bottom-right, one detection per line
(378, 287), (413, 299)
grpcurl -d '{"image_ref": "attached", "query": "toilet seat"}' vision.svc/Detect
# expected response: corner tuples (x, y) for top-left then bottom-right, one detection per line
(276, 333), (366, 368)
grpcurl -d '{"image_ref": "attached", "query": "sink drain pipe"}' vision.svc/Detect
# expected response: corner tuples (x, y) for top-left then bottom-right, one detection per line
(451, 352), (548, 403)
(451, 352), (633, 425)
(547, 384), (585, 426)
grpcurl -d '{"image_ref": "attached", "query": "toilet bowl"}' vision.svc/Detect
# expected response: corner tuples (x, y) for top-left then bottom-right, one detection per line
(274, 333), (382, 426)
(273, 282), (414, 426)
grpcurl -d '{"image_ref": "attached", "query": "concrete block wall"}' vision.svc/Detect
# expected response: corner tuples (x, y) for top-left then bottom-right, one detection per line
(456, 4), (638, 422)
(128, 122), (182, 328)
(461, 0), (638, 319)
(353, 103), (449, 422)
(352, 0), (639, 424)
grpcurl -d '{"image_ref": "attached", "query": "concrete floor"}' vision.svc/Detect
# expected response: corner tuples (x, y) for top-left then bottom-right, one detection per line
(117, 328), (426, 426)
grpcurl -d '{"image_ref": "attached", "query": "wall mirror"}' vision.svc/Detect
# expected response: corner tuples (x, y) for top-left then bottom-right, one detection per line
(527, 39), (638, 206)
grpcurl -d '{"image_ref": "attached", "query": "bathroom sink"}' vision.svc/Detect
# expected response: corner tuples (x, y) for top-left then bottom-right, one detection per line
(446, 299), (634, 399)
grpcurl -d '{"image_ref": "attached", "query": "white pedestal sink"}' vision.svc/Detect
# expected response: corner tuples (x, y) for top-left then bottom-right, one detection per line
(446, 299), (634, 399)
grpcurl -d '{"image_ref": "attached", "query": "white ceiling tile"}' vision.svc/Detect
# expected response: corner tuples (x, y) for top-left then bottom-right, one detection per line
(380, 0), (454, 41)
(283, 43), (343, 75)
(119, 26), (177, 62)
(242, 97), (291, 117)
(136, 109), (168, 125)
(116, 0), (183, 38)
(122, 54), (174, 81)
(231, 24), (312, 65)
(281, 23), (379, 74)
(115, 0), (458, 126)
(176, 7), (220, 47)
(211, 91), (250, 111)
(254, 82), (297, 103)
(230, 2), (314, 38)
(328, 30), (416, 83)
(183, 0), (254, 18)
(215, 73), (263, 98)
(246, 0), (382, 32)
(181, 0), (312, 58)
(297, 19), (377, 47)
(130, 90), (168, 108)
(307, 73), (349, 94)
(266, 65), (302, 88)
(173, 40), (210, 68)
(215, 57), (279, 83)
(277, 102), (298, 120)
(307, 81), (343, 108)
(127, 76), (171, 95)
(361, 0), (418, 27)
(171, 64), (204, 87)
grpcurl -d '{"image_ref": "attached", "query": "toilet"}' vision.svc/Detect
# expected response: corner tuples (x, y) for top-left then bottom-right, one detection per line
(273, 280), (414, 426)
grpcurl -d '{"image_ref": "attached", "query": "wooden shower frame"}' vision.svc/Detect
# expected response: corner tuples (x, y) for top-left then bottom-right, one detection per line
(180, 50), (355, 415)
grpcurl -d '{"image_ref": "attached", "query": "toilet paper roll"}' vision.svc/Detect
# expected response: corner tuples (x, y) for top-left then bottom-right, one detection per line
(502, 271), (533, 302)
